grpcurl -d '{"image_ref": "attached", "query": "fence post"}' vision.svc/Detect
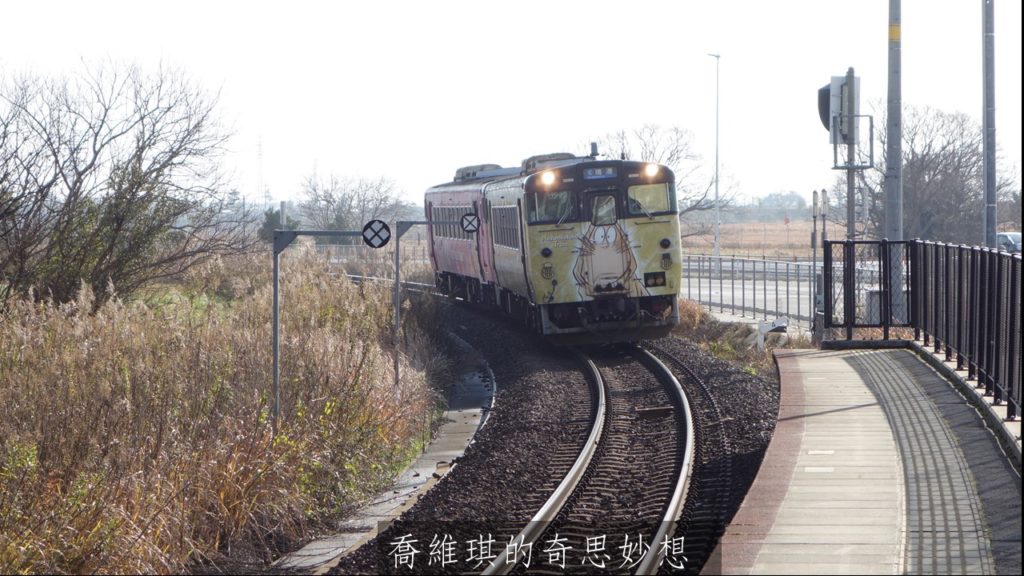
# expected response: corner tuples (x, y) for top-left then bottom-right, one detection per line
(731, 257), (737, 315)
(917, 239), (925, 338)
(741, 258), (747, 318)
(980, 249), (992, 394)
(932, 243), (942, 353)
(844, 241), (855, 340)
(824, 243), (833, 331)
(956, 245), (967, 370)
(762, 256), (768, 320)
(944, 244), (953, 361)
(992, 251), (1004, 405)
(968, 246), (980, 382)
(881, 239), (890, 339)
(1008, 256), (1020, 420)
(922, 243), (931, 346)
(719, 256), (724, 313)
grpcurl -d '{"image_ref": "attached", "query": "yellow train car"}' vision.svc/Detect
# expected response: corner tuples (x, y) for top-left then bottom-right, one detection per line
(427, 150), (681, 344)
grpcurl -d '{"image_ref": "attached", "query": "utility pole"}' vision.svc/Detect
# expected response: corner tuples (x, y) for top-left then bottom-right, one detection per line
(845, 66), (857, 240)
(884, 0), (903, 242)
(885, 0), (907, 323)
(982, 0), (997, 246)
(709, 53), (721, 260)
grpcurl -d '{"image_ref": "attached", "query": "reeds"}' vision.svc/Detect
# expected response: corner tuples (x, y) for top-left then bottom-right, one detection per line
(0, 248), (438, 573)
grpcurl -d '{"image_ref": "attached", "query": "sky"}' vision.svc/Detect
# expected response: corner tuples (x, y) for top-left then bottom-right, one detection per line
(2, 0), (1021, 209)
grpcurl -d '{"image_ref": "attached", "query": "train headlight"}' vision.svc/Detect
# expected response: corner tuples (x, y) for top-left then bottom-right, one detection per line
(660, 238), (671, 248)
(644, 272), (666, 287)
(541, 247), (553, 258)
(644, 163), (659, 178)
(540, 170), (556, 187)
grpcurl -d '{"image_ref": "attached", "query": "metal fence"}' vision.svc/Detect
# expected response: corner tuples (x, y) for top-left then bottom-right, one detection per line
(825, 239), (1021, 420)
(681, 254), (817, 329)
(824, 240), (912, 338)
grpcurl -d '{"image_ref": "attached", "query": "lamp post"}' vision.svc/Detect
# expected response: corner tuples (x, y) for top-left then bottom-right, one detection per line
(708, 53), (721, 261)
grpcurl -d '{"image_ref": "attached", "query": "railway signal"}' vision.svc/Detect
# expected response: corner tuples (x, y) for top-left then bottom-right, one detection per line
(362, 219), (391, 248)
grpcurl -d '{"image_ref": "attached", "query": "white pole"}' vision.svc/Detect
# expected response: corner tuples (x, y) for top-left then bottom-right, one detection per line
(709, 53), (721, 261)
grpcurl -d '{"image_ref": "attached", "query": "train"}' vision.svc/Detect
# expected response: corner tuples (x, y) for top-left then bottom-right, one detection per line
(425, 148), (682, 344)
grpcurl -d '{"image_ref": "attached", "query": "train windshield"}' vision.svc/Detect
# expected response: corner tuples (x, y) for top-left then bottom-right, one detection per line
(527, 189), (577, 224)
(592, 194), (617, 226)
(626, 183), (674, 216)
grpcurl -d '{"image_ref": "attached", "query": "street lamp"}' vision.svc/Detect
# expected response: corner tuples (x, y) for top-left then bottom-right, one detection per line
(708, 53), (721, 261)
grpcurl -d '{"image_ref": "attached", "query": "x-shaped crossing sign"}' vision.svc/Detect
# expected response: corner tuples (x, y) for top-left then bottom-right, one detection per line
(362, 219), (391, 248)
(460, 213), (480, 234)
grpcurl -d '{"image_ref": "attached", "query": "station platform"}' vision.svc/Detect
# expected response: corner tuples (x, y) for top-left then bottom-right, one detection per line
(709, 347), (1021, 575)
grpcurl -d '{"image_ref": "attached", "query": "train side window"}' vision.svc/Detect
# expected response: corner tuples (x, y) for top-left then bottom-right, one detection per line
(432, 206), (444, 238)
(592, 195), (617, 226)
(491, 206), (520, 249)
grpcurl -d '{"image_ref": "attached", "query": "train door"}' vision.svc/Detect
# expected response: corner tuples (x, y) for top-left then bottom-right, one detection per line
(426, 200), (437, 270)
(474, 199), (496, 285)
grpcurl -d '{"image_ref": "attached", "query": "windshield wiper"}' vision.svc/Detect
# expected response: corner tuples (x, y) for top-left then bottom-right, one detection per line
(557, 206), (572, 226)
(632, 198), (653, 218)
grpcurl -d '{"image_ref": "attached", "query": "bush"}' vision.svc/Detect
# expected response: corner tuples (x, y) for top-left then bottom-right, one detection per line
(0, 249), (438, 573)
(672, 298), (813, 380)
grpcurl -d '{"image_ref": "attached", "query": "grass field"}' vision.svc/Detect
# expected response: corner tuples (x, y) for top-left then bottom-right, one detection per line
(680, 218), (844, 259)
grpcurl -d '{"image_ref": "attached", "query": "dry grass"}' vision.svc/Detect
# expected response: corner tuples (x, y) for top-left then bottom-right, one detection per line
(0, 248), (441, 573)
(681, 219), (843, 259)
(673, 298), (813, 380)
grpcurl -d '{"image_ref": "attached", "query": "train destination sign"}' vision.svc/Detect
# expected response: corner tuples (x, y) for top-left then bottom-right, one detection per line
(362, 219), (391, 248)
(460, 213), (480, 234)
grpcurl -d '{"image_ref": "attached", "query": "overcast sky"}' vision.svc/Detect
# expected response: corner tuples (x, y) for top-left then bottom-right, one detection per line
(2, 0), (1021, 208)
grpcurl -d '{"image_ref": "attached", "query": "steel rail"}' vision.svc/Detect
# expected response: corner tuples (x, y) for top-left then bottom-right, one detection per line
(633, 347), (696, 576)
(482, 349), (607, 575)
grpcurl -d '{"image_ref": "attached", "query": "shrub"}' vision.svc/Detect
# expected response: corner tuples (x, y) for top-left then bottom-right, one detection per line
(0, 249), (437, 573)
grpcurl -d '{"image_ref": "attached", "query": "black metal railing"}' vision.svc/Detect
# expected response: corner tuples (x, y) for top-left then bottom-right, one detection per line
(825, 239), (1021, 420)
(682, 254), (816, 329)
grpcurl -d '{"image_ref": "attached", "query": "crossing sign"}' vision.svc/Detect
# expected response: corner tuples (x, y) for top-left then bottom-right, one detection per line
(362, 219), (391, 248)
(460, 213), (480, 234)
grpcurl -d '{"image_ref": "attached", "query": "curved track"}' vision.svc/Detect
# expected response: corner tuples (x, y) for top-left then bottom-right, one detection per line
(485, 346), (694, 575)
(644, 339), (735, 574)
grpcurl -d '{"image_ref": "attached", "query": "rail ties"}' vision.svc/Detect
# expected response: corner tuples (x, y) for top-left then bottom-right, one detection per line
(485, 346), (694, 575)
(482, 350), (605, 575)
(644, 339), (736, 574)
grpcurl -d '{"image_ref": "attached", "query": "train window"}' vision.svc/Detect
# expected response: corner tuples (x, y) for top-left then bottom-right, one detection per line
(431, 206), (474, 239)
(627, 183), (671, 216)
(431, 206), (444, 238)
(492, 206), (520, 249)
(527, 190), (576, 224)
(592, 195), (617, 226)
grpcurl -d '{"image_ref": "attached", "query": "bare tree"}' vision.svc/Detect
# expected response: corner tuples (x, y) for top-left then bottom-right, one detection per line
(595, 124), (732, 237)
(829, 105), (1018, 244)
(299, 172), (412, 242)
(1, 62), (255, 305)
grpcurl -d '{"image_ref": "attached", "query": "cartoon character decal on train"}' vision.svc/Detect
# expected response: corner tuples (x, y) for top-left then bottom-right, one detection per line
(572, 195), (648, 300)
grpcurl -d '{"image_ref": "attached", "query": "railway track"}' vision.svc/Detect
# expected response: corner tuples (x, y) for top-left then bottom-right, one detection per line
(327, 286), (755, 575)
(484, 346), (694, 575)
(644, 339), (735, 574)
